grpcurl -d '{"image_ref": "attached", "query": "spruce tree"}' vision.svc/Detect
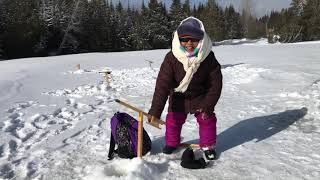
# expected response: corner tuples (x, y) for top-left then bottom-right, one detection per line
(0, 36), (4, 59)
(2, 0), (42, 58)
(57, 0), (87, 54)
(182, 0), (191, 17)
(199, 0), (226, 41)
(37, 0), (66, 55)
(224, 5), (243, 39)
(108, 0), (119, 51)
(290, 0), (305, 17)
(113, 1), (133, 50)
(268, 11), (282, 31)
(0, 0), (5, 59)
(286, 0), (305, 42)
(81, 0), (112, 52)
(193, 3), (201, 18)
(0, 29), (4, 59)
(129, 2), (152, 50)
(278, 9), (293, 42)
(142, 0), (171, 49)
(169, 0), (185, 33)
(302, 0), (320, 40)
(36, 0), (54, 55)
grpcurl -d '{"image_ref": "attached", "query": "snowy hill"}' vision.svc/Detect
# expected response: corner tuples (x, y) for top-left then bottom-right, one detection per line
(0, 42), (320, 179)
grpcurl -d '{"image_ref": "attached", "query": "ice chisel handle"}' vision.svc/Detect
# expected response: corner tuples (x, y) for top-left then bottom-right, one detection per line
(114, 99), (165, 127)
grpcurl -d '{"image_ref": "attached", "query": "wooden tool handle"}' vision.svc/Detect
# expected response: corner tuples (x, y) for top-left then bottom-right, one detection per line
(114, 99), (165, 128)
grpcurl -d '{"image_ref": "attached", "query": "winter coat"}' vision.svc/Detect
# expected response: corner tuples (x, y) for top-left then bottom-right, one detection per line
(148, 51), (222, 119)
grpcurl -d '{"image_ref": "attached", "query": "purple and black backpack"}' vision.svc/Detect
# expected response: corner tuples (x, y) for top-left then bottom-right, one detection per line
(108, 112), (152, 160)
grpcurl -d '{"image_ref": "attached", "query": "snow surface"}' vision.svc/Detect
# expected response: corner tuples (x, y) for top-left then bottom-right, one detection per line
(0, 41), (320, 180)
(214, 38), (269, 46)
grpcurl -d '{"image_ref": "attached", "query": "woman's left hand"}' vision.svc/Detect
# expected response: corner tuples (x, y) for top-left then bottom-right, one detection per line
(196, 109), (208, 119)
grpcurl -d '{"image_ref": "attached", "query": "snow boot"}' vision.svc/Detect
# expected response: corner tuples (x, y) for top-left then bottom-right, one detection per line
(203, 147), (217, 160)
(162, 145), (177, 154)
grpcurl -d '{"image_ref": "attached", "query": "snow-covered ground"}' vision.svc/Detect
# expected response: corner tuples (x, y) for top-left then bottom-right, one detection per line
(214, 38), (269, 46)
(0, 41), (320, 180)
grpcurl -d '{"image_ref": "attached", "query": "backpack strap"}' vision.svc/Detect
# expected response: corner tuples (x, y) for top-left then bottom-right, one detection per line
(108, 132), (116, 160)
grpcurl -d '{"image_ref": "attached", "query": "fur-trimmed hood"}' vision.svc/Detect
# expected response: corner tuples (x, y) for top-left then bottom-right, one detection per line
(172, 17), (213, 93)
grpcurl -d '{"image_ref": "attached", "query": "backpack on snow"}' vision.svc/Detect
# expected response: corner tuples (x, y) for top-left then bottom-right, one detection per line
(108, 112), (152, 160)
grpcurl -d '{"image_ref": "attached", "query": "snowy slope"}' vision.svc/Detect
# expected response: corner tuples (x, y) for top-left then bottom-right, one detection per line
(0, 42), (320, 180)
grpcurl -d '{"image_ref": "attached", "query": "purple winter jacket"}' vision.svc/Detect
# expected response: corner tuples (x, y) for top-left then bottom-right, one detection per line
(148, 51), (223, 119)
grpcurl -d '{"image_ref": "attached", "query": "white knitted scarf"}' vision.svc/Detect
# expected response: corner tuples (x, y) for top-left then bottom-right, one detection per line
(172, 17), (213, 93)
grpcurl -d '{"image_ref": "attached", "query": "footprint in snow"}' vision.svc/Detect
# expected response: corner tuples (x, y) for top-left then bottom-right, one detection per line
(66, 98), (76, 106)
(0, 163), (15, 179)
(30, 114), (49, 129)
(26, 161), (37, 178)
(0, 140), (20, 161)
(6, 101), (37, 113)
(8, 140), (19, 156)
(4, 115), (25, 137)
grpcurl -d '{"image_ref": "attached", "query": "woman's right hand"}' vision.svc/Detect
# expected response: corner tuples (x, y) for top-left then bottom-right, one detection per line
(148, 115), (157, 123)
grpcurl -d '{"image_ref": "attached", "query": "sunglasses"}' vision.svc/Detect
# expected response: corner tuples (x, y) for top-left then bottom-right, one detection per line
(179, 38), (200, 43)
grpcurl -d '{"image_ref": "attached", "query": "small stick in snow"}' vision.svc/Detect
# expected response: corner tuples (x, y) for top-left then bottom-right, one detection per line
(99, 68), (112, 87)
(76, 64), (80, 70)
(145, 60), (154, 69)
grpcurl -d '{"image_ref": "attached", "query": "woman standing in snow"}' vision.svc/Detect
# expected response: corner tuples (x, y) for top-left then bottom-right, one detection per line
(148, 17), (222, 160)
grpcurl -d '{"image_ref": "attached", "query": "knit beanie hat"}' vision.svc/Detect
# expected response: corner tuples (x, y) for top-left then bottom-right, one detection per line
(177, 18), (204, 40)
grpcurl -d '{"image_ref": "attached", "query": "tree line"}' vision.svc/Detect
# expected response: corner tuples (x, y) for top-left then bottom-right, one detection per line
(265, 0), (320, 43)
(0, 0), (319, 60)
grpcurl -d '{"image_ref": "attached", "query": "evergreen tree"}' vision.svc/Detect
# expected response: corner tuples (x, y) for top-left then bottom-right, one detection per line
(0, 29), (4, 59)
(224, 5), (243, 39)
(193, 3), (204, 18)
(36, 0), (72, 55)
(169, 0), (185, 33)
(255, 18), (267, 38)
(285, 0), (305, 42)
(80, 0), (111, 52)
(0, 0), (5, 59)
(129, 2), (152, 50)
(113, 1), (133, 50)
(102, 0), (115, 51)
(277, 9), (293, 42)
(141, 0), (171, 49)
(36, 0), (81, 55)
(290, 0), (305, 17)
(240, 5), (264, 39)
(36, 0), (54, 55)
(192, 4), (197, 16)
(107, 0), (119, 51)
(2, 0), (42, 58)
(268, 11), (282, 31)
(199, 0), (226, 41)
(57, 0), (88, 54)
(182, 0), (191, 17)
(302, 0), (320, 40)
(0, 35), (4, 59)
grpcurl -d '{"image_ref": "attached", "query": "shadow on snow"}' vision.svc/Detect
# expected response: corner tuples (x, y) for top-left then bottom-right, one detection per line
(180, 108), (307, 156)
(216, 107), (308, 153)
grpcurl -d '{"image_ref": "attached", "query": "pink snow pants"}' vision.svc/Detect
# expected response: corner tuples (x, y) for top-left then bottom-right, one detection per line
(165, 112), (217, 148)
